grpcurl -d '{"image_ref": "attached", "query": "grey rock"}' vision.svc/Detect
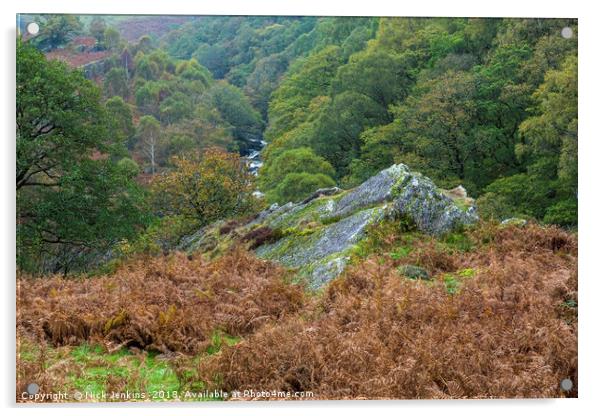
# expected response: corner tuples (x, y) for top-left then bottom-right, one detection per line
(179, 162), (478, 288)
(256, 206), (383, 269)
(326, 164), (410, 220)
(390, 172), (479, 235)
(177, 224), (215, 253)
(397, 264), (430, 280)
(501, 217), (528, 227)
(302, 187), (342, 204)
(308, 256), (350, 289)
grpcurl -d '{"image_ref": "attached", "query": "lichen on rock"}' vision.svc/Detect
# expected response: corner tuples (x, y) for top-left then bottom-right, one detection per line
(179, 163), (479, 288)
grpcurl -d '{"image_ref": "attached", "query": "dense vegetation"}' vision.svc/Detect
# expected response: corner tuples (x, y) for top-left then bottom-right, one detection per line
(17, 16), (577, 273)
(16, 15), (578, 401)
(18, 222), (577, 399)
(260, 17), (577, 225)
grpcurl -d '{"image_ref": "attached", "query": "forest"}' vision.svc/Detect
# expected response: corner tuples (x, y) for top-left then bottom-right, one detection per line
(16, 15), (577, 401)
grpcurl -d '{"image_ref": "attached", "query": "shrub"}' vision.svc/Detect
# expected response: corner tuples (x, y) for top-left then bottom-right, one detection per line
(259, 147), (336, 203)
(17, 249), (304, 354)
(268, 172), (336, 204)
(151, 148), (258, 226)
(241, 226), (283, 250)
(544, 199), (577, 227)
(196, 223), (577, 399)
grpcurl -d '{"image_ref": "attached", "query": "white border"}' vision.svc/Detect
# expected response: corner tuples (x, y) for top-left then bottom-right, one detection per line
(2, 1), (601, 416)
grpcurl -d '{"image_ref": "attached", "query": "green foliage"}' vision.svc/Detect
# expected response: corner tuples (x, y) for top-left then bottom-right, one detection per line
(16, 40), (149, 274)
(543, 199), (577, 227)
(389, 246), (412, 260)
(208, 82), (264, 151)
(17, 40), (106, 190)
(260, 147), (335, 188)
(332, 50), (413, 108)
(118, 215), (197, 257)
(89, 17), (106, 44)
(443, 274), (460, 295)
(441, 231), (474, 253)
(136, 115), (161, 174)
(443, 268), (476, 294)
(17, 157), (149, 274)
(259, 17), (577, 227)
(312, 91), (389, 177)
(32, 15), (82, 50)
(270, 172), (336, 205)
(175, 59), (212, 84)
(265, 46), (343, 141)
(104, 27), (121, 50)
(206, 331), (241, 355)
(104, 68), (129, 98)
(259, 147), (336, 203)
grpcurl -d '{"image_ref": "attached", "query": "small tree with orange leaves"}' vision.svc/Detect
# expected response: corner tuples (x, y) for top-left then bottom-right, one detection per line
(151, 148), (257, 227)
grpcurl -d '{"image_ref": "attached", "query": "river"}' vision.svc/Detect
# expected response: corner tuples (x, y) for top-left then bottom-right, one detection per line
(243, 138), (267, 176)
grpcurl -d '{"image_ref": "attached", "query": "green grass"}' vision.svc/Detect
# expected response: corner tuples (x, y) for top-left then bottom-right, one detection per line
(66, 344), (180, 400)
(440, 231), (474, 253)
(442, 268), (477, 294)
(389, 246), (412, 260)
(206, 330), (241, 355)
(18, 337), (243, 402)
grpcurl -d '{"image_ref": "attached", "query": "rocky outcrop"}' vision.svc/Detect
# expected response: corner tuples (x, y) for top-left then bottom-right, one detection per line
(179, 163), (478, 288)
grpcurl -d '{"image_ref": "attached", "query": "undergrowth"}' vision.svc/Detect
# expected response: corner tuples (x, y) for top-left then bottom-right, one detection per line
(17, 222), (577, 400)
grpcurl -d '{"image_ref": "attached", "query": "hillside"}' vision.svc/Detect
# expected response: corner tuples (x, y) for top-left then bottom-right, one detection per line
(16, 14), (578, 402)
(17, 164), (577, 400)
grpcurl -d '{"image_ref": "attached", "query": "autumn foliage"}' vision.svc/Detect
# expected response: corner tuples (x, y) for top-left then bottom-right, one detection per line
(17, 223), (577, 399)
(150, 148), (257, 226)
(194, 224), (577, 399)
(17, 249), (304, 354)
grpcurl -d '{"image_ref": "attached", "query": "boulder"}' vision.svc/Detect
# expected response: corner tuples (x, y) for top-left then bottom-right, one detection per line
(397, 265), (430, 280)
(501, 217), (528, 227)
(179, 163), (479, 288)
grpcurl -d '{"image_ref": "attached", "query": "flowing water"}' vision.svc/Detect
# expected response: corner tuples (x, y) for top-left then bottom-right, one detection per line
(243, 138), (267, 176)
(242, 138), (267, 197)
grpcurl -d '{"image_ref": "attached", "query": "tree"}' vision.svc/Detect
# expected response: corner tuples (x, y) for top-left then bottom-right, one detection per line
(151, 148), (256, 226)
(515, 54), (577, 225)
(271, 172), (336, 204)
(243, 53), (289, 117)
(266, 46), (344, 142)
(33, 15), (82, 50)
(259, 147), (336, 202)
(17, 40), (106, 190)
(105, 96), (135, 147)
(16, 40), (148, 274)
(136, 35), (153, 54)
(312, 91), (389, 177)
(136, 115), (161, 174)
(208, 82), (264, 152)
(159, 92), (193, 124)
(134, 80), (171, 117)
(332, 50), (413, 109)
(193, 44), (228, 78)
(89, 16), (107, 45)
(104, 27), (121, 50)
(159, 104), (235, 164)
(393, 71), (479, 188)
(260, 147), (335, 188)
(175, 59), (212, 86)
(103, 67), (129, 98)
